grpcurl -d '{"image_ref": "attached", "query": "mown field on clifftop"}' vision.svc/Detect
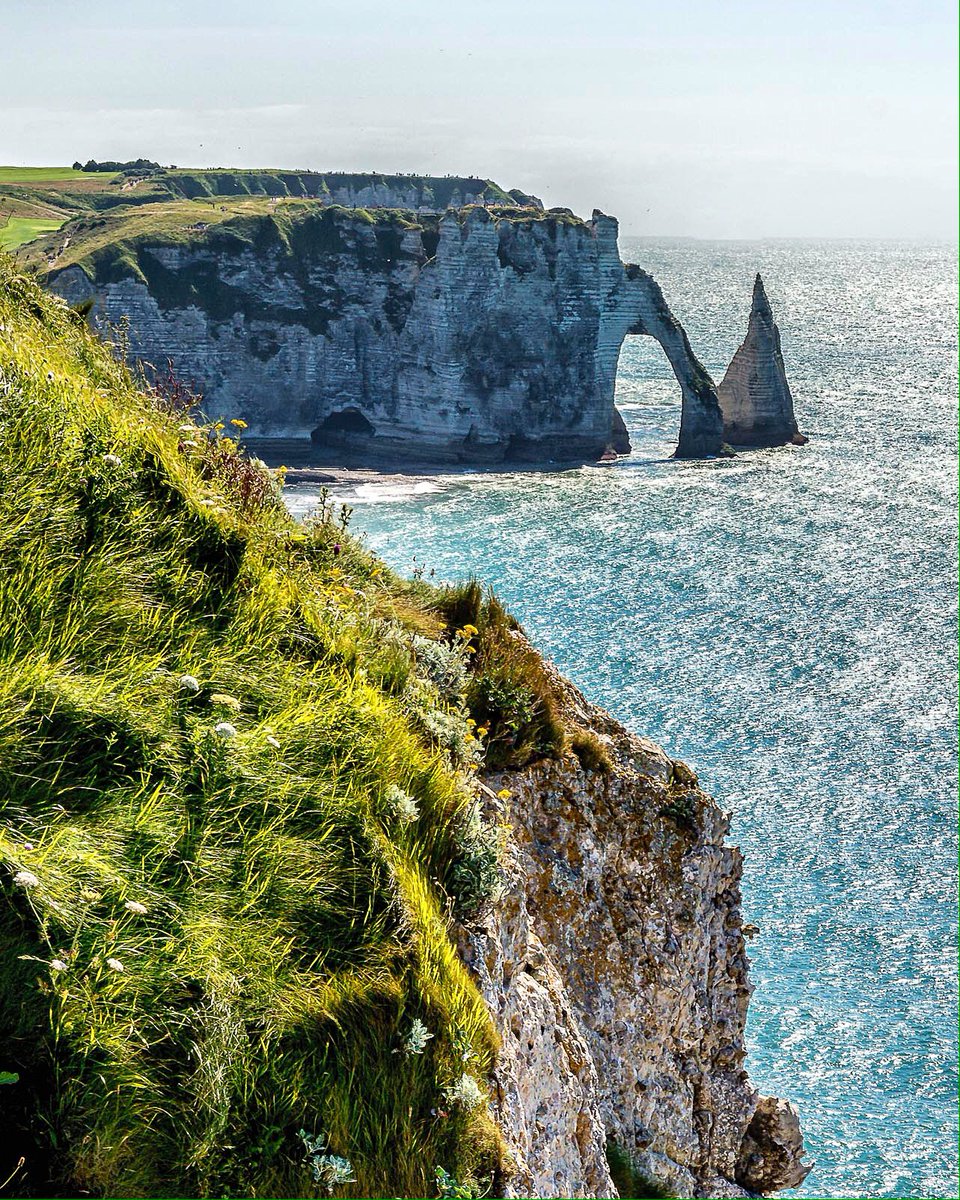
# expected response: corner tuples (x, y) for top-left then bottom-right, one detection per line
(0, 256), (536, 1198)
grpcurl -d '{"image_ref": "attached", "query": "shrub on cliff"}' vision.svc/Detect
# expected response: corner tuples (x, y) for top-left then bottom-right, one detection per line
(0, 258), (505, 1198)
(437, 580), (566, 770)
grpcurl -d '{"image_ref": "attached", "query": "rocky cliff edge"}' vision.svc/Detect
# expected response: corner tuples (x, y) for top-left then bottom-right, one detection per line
(470, 652), (811, 1198)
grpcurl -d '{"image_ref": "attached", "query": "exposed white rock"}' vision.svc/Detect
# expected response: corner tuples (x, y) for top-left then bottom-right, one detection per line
(50, 207), (725, 461)
(718, 275), (806, 447)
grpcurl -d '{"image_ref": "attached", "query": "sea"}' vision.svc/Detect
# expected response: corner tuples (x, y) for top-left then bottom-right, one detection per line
(284, 238), (959, 1200)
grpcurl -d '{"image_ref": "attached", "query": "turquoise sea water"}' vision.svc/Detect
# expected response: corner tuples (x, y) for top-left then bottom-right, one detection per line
(285, 239), (959, 1199)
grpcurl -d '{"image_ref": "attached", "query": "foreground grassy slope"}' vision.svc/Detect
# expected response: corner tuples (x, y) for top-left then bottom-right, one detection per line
(0, 257), (514, 1198)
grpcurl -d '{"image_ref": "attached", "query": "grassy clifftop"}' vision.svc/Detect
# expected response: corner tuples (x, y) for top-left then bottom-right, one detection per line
(0, 256), (553, 1197)
(24, 199), (433, 286)
(0, 169), (527, 256)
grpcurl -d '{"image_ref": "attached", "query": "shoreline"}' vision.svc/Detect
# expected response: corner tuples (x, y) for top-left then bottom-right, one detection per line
(279, 464), (455, 486)
(243, 436), (623, 488)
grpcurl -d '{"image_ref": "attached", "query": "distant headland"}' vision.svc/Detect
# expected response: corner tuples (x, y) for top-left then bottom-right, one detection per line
(3, 164), (804, 462)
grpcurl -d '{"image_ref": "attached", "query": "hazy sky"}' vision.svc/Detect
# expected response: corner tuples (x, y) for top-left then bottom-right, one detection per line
(2, 0), (956, 237)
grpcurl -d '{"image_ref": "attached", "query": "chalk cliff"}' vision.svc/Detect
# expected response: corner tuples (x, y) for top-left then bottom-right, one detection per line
(48, 205), (725, 461)
(471, 665), (811, 1198)
(718, 275), (805, 447)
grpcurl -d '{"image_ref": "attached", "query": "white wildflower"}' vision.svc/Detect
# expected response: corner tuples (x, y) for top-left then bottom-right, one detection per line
(401, 1017), (433, 1056)
(106, 958), (124, 972)
(443, 1072), (486, 1111)
(213, 722), (237, 740)
(124, 900), (148, 915)
(178, 424), (196, 433)
(50, 959), (69, 972)
(13, 870), (39, 888)
(46, 371), (54, 382)
(178, 675), (201, 694)
(102, 453), (122, 468)
(385, 784), (419, 823)
(266, 735), (281, 749)
(23, 842), (34, 851)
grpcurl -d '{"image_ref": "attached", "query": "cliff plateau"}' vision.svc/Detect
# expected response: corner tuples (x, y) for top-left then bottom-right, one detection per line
(47, 203), (726, 461)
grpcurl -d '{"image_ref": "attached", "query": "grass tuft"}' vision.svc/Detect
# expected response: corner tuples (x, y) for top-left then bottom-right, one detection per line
(436, 581), (566, 771)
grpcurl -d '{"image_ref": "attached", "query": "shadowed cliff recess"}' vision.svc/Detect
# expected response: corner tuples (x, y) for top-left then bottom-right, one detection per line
(17, 176), (801, 465)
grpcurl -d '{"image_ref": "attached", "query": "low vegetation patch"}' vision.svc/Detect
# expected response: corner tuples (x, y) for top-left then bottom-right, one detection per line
(0, 216), (66, 253)
(436, 581), (566, 771)
(0, 166), (118, 184)
(605, 1139), (674, 1199)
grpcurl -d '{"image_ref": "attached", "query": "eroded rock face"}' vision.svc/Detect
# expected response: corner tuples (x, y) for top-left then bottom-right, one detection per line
(735, 1096), (811, 1193)
(49, 207), (725, 461)
(469, 667), (810, 1198)
(718, 275), (805, 447)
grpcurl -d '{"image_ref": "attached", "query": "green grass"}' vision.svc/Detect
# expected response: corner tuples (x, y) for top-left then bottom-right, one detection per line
(437, 580), (567, 770)
(17, 197), (341, 277)
(0, 216), (66, 252)
(0, 255), (509, 1198)
(0, 167), (118, 184)
(14, 190), (575, 287)
(605, 1140), (675, 1199)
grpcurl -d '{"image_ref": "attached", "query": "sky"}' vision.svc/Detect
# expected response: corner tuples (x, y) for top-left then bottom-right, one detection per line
(1, 0), (957, 238)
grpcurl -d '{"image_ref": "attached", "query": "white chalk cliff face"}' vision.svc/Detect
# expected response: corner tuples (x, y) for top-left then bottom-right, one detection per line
(471, 665), (811, 1198)
(718, 275), (806, 448)
(49, 206), (726, 461)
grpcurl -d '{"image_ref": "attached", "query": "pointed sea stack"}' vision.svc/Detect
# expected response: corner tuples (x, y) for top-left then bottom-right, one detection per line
(718, 274), (807, 447)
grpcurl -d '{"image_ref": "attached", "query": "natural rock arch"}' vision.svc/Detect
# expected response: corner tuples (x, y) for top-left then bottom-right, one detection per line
(588, 214), (725, 458)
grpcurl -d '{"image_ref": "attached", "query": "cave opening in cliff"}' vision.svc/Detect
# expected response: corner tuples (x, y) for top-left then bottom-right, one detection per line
(312, 408), (376, 441)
